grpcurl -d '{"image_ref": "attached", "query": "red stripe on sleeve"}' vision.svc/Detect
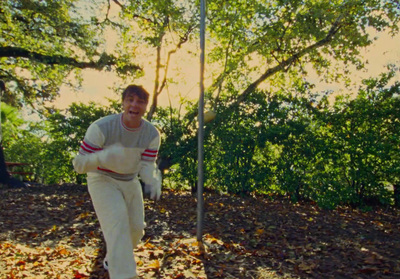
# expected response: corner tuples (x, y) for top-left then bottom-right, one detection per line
(142, 154), (157, 158)
(81, 141), (103, 153)
(97, 167), (119, 174)
(80, 144), (92, 153)
(144, 149), (158, 154)
(141, 149), (158, 161)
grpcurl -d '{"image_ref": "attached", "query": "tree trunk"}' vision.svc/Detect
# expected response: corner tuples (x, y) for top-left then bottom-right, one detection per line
(394, 184), (400, 208)
(0, 142), (25, 188)
(0, 80), (25, 188)
(0, 141), (10, 185)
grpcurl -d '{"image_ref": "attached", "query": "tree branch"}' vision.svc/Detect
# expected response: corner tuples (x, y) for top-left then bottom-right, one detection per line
(112, 0), (123, 8)
(0, 46), (141, 71)
(235, 15), (344, 105)
(112, 0), (154, 24)
(147, 24), (195, 121)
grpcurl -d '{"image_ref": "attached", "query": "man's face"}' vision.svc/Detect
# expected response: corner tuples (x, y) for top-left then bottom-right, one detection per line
(122, 93), (148, 123)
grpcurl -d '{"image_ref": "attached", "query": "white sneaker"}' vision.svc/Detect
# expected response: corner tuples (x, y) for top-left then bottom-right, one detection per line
(103, 258), (109, 271)
(103, 257), (139, 278)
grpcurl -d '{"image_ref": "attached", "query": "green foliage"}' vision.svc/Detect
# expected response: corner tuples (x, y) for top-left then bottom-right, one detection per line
(204, 0), (400, 104)
(0, 103), (24, 140)
(148, 65), (400, 209)
(0, 0), (89, 106)
(272, 70), (400, 208)
(3, 70), (399, 209)
(42, 102), (119, 184)
(3, 119), (46, 182)
(152, 102), (199, 189)
(321, 69), (400, 207)
(3, 101), (118, 184)
(0, 0), (140, 108)
(204, 93), (274, 194)
(1, 0), (400, 211)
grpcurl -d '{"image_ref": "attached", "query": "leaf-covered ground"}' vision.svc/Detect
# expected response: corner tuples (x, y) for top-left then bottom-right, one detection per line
(0, 184), (399, 279)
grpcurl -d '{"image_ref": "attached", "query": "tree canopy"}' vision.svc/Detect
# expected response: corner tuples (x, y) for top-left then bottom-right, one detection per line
(1, 0), (400, 208)
(0, 0), (141, 108)
(1, 0), (399, 112)
(204, 0), (400, 107)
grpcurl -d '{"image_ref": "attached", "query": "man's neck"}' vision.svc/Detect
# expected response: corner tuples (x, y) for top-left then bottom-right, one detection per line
(122, 114), (142, 129)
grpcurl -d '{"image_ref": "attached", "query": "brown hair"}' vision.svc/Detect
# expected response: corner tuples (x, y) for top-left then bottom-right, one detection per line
(122, 85), (150, 103)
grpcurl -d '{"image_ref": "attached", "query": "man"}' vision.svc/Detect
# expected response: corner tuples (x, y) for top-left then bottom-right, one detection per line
(73, 85), (162, 279)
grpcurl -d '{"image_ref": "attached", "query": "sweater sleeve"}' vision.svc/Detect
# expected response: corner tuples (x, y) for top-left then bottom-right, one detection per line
(139, 133), (161, 186)
(72, 123), (105, 174)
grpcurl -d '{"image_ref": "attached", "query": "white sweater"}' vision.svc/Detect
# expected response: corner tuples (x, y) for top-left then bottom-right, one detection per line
(73, 113), (160, 184)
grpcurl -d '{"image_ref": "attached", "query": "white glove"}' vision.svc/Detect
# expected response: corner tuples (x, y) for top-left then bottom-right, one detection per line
(144, 182), (161, 201)
(73, 144), (139, 174)
(98, 145), (124, 169)
(98, 144), (139, 174)
(141, 167), (162, 201)
(73, 153), (100, 174)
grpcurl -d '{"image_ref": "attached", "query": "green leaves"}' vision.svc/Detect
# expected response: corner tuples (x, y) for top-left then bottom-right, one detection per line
(0, 0), (141, 108)
(1, 0), (400, 209)
(205, 0), (400, 107)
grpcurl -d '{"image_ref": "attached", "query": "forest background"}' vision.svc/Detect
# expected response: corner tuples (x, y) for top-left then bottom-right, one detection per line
(1, 0), (400, 209)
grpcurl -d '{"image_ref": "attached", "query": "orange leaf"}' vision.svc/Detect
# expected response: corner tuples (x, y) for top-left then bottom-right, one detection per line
(255, 228), (264, 235)
(74, 271), (88, 278)
(148, 259), (160, 270)
(75, 200), (84, 207)
(144, 242), (155, 249)
(58, 248), (70, 256)
(16, 260), (26, 266)
(79, 212), (89, 219)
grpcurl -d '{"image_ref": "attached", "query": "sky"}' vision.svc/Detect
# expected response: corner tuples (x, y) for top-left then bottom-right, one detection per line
(54, 48), (201, 110)
(317, 30), (400, 95)
(51, 4), (400, 111)
(52, 0), (201, 111)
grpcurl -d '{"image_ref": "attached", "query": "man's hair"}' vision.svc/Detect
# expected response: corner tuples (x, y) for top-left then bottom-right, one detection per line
(122, 85), (150, 103)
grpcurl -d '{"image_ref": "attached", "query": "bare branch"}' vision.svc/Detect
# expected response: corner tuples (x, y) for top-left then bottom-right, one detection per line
(112, 0), (124, 8)
(147, 24), (195, 121)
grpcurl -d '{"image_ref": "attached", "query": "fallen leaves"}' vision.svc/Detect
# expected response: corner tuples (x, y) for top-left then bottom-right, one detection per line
(147, 259), (160, 271)
(1, 184), (400, 278)
(0, 241), (95, 278)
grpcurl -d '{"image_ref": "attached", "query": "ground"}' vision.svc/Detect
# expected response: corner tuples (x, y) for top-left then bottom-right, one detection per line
(0, 183), (399, 279)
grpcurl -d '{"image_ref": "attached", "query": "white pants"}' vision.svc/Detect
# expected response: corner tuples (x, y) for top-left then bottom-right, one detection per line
(88, 173), (145, 279)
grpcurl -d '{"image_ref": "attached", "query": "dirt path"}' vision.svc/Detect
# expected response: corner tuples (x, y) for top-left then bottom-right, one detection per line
(1, 184), (399, 278)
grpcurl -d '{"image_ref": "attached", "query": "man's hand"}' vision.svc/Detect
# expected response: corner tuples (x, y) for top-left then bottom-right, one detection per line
(73, 144), (139, 174)
(141, 167), (162, 201)
(98, 145), (125, 167)
(97, 144), (140, 174)
(144, 182), (161, 201)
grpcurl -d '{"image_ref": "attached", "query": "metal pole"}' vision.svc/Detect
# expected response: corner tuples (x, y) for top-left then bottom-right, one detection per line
(197, 0), (206, 242)
(0, 80), (4, 142)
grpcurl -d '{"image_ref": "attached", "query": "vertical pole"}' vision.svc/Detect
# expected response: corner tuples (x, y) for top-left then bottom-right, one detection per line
(0, 80), (4, 142)
(197, 0), (206, 242)
(0, 81), (10, 185)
